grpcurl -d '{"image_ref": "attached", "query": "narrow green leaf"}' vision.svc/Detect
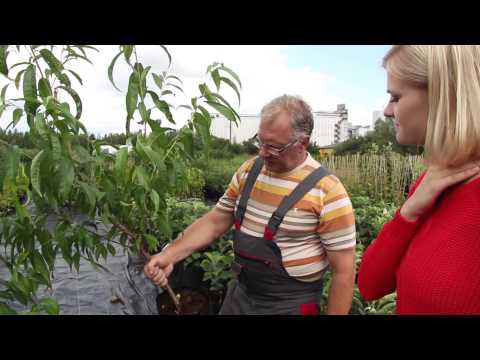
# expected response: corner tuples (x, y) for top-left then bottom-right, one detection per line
(211, 69), (221, 91)
(159, 45), (171, 68)
(114, 147), (128, 184)
(1, 83), (8, 104)
(12, 108), (23, 128)
(134, 166), (151, 190)
(144, 234), (159, 253)
(123, 45), (134, 63)
(57, 86), (82, 119)
(58, 73), (71, 87)
(139, 102), (148, 122)
(177, 104), (192, 111)
(15, 69), (26, 90)
(32, 251), (50, 285)
(23, 64), (38, 115)
(66, 69), (83, 85)
(36, 298), (60, 315)
(126, 72), (139, 120)
(30, 150), (45, 196)
(71, 144), (92, 164)
(0, 45), (8, 76)
(152, 73), (163, 89)
(50, 134), (61, 161)
(107, 243), (116, 256)
(108, 50), (123, 92)
(150, 189), (160, 214)
(165, 74), (183, 85)
(58, 158), (74, 198)
(205, 101), (239, 124)
(220, 76), (241, 105)
(34, 113), (50, 144)
(219, 65), (242, 89)
(161, 90), (174, 97)
(166, 83), (183, 93)
(148, 91), (174, 124)
(39, 49), (64, 75)
(38, 78), (52, 98)
(79, 181), (96, 209)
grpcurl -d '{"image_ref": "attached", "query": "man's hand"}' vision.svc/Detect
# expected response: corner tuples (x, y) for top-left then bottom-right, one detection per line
(401, 162), (480, 222)
(144, 252), (174, 288)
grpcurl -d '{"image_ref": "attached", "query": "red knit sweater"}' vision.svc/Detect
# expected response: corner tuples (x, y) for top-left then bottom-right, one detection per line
(358, 172), (480, 314)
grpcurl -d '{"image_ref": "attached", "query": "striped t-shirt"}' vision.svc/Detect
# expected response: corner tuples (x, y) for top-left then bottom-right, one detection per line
(216, 153), (356, 282)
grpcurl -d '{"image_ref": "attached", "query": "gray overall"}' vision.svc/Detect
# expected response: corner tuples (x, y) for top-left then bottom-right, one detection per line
(219, 157), (331, 315)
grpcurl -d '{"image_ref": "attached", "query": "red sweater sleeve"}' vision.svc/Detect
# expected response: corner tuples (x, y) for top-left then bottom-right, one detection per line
(357, 172), (426, 301)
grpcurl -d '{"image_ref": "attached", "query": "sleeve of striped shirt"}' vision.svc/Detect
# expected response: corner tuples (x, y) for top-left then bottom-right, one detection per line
(317, 179), (356, 251)
(215, 158), (254, 214)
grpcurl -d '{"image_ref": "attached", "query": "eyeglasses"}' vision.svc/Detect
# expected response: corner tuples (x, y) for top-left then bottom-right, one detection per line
(251, 134), (299, 157)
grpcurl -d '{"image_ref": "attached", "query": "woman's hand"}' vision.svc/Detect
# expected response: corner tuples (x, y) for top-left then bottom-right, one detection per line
(401, 162), (480, 222)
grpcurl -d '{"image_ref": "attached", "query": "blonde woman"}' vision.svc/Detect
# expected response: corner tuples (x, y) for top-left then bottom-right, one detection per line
(358, 45), (480, 314)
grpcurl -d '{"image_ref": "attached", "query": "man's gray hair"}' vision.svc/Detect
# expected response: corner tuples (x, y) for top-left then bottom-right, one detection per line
(260, 95), (314, 138)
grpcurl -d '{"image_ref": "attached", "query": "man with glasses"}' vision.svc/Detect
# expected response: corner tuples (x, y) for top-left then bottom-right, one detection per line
(144, 95), (356, 315)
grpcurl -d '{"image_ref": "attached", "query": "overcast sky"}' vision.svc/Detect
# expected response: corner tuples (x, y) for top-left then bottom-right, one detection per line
(0, 45), (392, 136)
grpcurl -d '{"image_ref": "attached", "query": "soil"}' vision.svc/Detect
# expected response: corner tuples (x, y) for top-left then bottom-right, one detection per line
(156, 288), (210, 315)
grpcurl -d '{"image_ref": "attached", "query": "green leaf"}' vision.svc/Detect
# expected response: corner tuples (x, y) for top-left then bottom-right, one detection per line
(114, 147), (128, 184)
(108, 50), (123, 92)
(0, 45), (8, 76)
(58, 73), (71, 87)
(1, 83), (8, 104)
(219, 65), (242, 89)
(67, 69), (83, 85)
(177, 104), (192, 111)
(205, 101), (239, 124)
(30, 150), (45, 196)
(15, 69), (26, 90)
(161, 90), (174, 97)
(38, 78), (52, 98)
(134, 166), (151, 190)
(166, 83), (183, 93)
(23, 64), (39, 115)
(152, 73), (163, 89)
(12, 108), (23, 128)
(159, 45), (172, 68)
(50, 134), (61, 161)
(71, 144), (92, 164)
(212, 69), (221, 91)
(39, 49), (64, 76)
(165, 75), (183, 85)
(35, 298), (60, 315)
(107, 243), (116, 256)
(73, 251), (81, 273)
(139, 102), (148, 122)
(58, 158), (74, 198)
(123, 45), (134, 63)
(220, 76), (241, 105)
(126, 72), (139, 120)
(32, 251), (50, 285)
(0, 302), (17, 315)
(150, 189), (160, 214)
(148, 91), (174, 124)
(79, 181), (96, 210)
(144, 234), (159, 253)
(34, 113), (50, 144)
(57, 86), (82, 119)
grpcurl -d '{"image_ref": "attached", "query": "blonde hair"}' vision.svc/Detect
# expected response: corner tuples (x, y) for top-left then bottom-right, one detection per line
(260, 95), (314, 138)
(383, 45), (480, 167)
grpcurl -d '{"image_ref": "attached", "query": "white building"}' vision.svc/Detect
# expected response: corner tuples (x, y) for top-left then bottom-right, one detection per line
(210, 104), (349, 146)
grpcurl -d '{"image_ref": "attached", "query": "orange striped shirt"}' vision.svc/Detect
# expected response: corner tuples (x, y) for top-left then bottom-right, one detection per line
(216, 154), (356, 282)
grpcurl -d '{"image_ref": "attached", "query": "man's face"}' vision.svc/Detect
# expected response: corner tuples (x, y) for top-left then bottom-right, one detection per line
(257, 111), (307, 173)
